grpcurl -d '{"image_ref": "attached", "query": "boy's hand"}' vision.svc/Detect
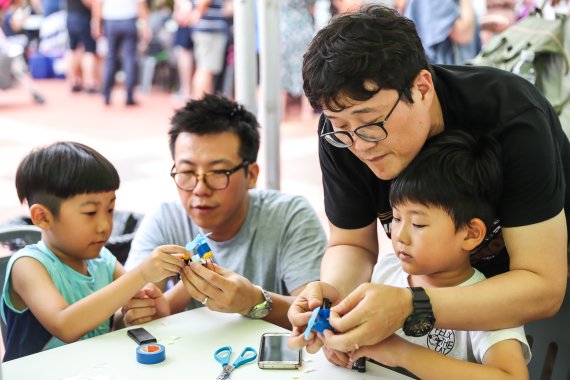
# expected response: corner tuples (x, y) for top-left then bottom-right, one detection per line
(179, 262), (258, 314)
(139, 244), (186, 283)
(323, 345), (352, 368)
(347, 334), (407, 369)
(123, 283), (171, 326)
(287, 281), (340, 353)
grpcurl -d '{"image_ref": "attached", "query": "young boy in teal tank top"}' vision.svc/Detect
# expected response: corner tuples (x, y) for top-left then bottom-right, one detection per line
(1, 142), (187, 361)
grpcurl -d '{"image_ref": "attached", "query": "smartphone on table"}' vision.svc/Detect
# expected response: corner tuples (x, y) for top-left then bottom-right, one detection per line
(258, 332), (302, 369)
(127, 327), (157, 345)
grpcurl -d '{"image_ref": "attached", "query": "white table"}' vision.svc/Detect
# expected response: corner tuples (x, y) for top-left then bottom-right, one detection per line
(2, 308), (413, 379)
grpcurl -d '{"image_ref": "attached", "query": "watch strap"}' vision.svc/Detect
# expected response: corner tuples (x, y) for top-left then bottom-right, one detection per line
(403, 287), (436, 337)
(245, 285), (272, 319)
(408, 286), (433, 313)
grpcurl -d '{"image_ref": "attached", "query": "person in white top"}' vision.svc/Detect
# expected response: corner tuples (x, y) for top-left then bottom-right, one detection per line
(339, 131), (531, 379)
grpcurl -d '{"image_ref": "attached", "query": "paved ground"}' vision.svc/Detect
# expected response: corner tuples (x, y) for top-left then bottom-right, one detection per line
(0, 79), (327, 229)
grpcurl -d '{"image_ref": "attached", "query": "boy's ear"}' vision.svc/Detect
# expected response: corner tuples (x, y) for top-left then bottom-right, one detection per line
(246, 162), (260, 189)
(462, 218), (487, 252)
(29, 204), (53, 231)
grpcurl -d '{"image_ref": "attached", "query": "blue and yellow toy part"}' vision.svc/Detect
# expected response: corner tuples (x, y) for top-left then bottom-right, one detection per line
(184, 232), (214, 265)
(302, 299), (365, 372)
(304, 298), (334, 340)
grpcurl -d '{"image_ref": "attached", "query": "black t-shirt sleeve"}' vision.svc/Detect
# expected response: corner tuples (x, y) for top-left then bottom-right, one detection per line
(318, 115), (389, 229)
(496, 107), (565, 227)
(434, 64), (568, 229)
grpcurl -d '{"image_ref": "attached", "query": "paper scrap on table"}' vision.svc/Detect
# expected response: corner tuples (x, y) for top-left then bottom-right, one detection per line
(160, 335), (181, 345)
(61, 362), (127, 380)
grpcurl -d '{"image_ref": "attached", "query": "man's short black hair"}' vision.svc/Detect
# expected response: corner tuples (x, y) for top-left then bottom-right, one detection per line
(390, 130), (503, 231)
(15, 142), (120, 215)
(303, 4), (430, 111)
(168, 94), (260, 163)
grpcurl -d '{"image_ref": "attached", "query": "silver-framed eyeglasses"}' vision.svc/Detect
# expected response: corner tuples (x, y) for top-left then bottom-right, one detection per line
(320, 91), (404, 148)
(170, 161), (250, 191)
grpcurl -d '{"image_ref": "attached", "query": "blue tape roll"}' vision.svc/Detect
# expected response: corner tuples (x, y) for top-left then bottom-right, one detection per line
(136, 343), (166, 364)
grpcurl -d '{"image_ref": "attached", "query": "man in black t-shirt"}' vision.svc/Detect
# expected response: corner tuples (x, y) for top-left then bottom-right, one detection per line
(288, 4), (569, 368)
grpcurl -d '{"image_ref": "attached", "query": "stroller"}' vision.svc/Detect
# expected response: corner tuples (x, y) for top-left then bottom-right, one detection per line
(0, 29), (45, 104)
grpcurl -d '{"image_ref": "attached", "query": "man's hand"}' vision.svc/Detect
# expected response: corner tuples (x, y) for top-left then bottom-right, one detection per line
(287, 281), (340, 353)
(179, 262), (260, 314)
(173, 0), (193, 26)
(122, 283), (171, 326)
(324, 283), (412, 353)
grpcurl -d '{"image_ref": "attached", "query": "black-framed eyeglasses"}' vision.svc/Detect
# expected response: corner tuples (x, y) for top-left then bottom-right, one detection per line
(170, 161), (250, 191)
(320, 91), (404, 148)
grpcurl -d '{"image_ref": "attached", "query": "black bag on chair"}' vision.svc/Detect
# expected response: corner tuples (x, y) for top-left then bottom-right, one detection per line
(0, 211), (144, 265)
(105, 211), (144, 265)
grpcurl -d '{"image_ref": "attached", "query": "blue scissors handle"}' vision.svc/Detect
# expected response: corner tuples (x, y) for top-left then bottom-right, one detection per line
(232, 347), (257, 368)
(214, 346), (232, 367)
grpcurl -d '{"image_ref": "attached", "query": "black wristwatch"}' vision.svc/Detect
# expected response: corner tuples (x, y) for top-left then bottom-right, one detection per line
(403, 287), (436, 337)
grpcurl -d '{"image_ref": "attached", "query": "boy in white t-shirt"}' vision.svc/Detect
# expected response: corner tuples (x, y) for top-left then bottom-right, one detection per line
(349, 131), (531, 379)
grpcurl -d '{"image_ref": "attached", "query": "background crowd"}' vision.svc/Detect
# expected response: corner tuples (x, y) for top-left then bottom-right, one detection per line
(2, 0), (567, 111)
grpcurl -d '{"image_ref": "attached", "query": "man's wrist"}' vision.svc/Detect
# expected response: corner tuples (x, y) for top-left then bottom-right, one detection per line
(402, 287), (436, 337)
(237, 284), (262, 315)
(402, 285), (413, 318)
(251, 285), (265, 312)
(244, 285), (272, 319)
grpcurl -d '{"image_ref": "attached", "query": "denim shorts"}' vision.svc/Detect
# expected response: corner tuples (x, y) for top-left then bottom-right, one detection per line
(174, 26), (193, 50)
(67, 12), (96, 53)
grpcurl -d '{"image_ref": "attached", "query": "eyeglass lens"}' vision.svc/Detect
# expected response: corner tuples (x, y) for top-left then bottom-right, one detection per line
(171, 161), (248, 191)
(322, 91), (403, 148)
(325, 122), (388, 147)
(174, 171), (229, 190)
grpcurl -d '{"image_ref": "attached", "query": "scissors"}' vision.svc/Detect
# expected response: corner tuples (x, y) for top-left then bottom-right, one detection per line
(214, 346), (257, 380)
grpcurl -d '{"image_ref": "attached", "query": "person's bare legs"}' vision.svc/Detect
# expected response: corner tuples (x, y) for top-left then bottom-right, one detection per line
(175, 47), (193, 98)
(67, 48), (83, 92)
(82, 52), (97, 91)
(191, 68), (213, 99)
(94, 53), (104, 91)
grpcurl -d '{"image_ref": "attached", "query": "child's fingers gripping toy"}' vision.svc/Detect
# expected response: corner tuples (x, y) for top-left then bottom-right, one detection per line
(303, 298), (366, 373)
(184, 232), (214, 267)
(304, 298), (335, 340)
